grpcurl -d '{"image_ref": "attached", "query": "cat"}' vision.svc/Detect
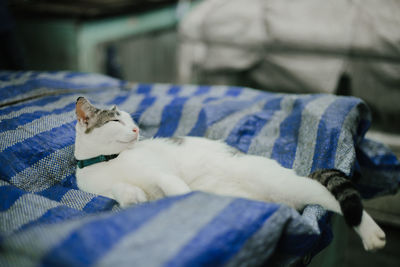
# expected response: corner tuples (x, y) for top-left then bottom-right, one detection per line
(74, 97), (386, 252)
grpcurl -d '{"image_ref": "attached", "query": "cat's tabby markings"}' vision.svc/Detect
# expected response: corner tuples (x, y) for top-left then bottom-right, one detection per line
(309, 169), (363, 226)
(167, 137), (185, 145)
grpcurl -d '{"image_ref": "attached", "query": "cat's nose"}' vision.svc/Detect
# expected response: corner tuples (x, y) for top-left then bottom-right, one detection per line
(132, 127), (139, 133)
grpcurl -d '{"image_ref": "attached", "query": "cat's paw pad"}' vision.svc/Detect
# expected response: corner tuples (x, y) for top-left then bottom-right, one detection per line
(362, 228), (386, 252)
(112, 184), (148, 207)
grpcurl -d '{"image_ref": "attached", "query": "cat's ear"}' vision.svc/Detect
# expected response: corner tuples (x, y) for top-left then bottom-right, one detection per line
(111, 105), (118, 112)
(76, 97), (96, 126)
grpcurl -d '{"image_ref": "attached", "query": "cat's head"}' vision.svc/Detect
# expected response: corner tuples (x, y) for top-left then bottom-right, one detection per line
(74, 97), (140, 159)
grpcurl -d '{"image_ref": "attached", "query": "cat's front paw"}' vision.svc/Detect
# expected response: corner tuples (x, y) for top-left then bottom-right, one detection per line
(112, 183), (148, 207)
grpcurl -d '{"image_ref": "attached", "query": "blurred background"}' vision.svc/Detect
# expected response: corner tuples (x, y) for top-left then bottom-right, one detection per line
(1, 0), (400, 266)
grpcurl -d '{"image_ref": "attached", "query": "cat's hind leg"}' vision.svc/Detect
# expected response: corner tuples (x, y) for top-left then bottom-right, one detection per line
(354, 211), (386, 251)
(290, 176), (386, 251)
(228, 155), (386, 251)
(263, 172), (386, 251)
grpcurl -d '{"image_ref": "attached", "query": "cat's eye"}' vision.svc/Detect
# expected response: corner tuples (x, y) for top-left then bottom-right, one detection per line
(108, 119), (120, 123)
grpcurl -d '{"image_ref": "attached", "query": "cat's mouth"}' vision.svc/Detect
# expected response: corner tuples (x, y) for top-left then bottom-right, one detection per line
(117, 137), (137, 144)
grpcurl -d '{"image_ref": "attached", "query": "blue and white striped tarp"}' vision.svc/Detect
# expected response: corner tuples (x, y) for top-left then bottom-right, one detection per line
(1, 71), (399, 267)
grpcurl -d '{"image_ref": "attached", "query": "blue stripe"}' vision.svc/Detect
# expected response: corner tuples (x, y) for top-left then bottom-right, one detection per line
(168, 85), (181, 95)
(0, 78), (118, 102)
(0, 84), (117, 117)
(40, 194), (191, 267)
(82, 196), (117, 213)
(38, 185), (74, 202)
(153, 85), (211, 136)
(64, 72), (92, 79)
(0, 94), (65, 116)
(188, 95), (267, 137)
(188, 109), (207, 136)
(188, 88), (248, 136)
(271, 95), (320, 168)
(210, 97), (267, 127)
(0, 185), (25, 211)
(136, 84), (152, 95)
(0, 180), (77, 214)
(0, 91), (124, 178)
(357, 118), (371, 139)
(37, 188), (114, 216)
(154, 97), (189, 137)
(278, 213), (332, 256)
(15, 72), (25, 78)
(0, 122), (75, 180)
(18, 206), (84, 233)
(106, 93), (130, 106)
(356, 145), (400, 171)
(0, 103), (75, 132)
(225, 97), (283, 152)
(60, 174), (79, 190)
(225, 86), (243, 97)
(166, 199), (279, 267)
(193, 85), (211, 96)
(203, 97), (220, 103)
(0, 72), (13, 80)
(134, 96), (157, 122)
(310, 98), (359, 172)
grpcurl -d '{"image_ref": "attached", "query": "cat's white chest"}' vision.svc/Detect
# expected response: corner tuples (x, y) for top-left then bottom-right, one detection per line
(75, 145), (171, 200)
(76, 164), (118, 198)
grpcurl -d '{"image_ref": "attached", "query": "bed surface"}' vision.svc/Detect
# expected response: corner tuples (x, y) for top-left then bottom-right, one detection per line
(0, 71), (399, 266)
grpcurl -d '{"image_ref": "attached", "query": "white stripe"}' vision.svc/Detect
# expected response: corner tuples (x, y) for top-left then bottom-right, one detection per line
(334, 104), (363, 174)
(205, 96), (267, 141)
(0, 71), (39, 88)
(0, 90), (121, 152)
(115, 93), (147, 115)
(0, 95), (78, 121)
(60, 190), (96, 211)
(0, 214), (94, 267)
(226, 207), (307, 267)
(33, 72), (72, 82)
(66, 72), (120, 86)
(175, 84), (198, 97)
(139, 96), (177, 138)
(174, 86), (229, 136)
(292, 96), (337, 176)
(137, 84), (195, 138)
(247, 96), (296, 157)
(0, 110), (75, 153)
(0, 180), (9, 186)
(10, 145), (75, 192)
(0, 72), (118, 89)
(0, 194), (60, 236)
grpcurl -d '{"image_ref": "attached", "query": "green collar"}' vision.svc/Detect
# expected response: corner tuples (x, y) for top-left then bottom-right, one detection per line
(76, 154), (119, 169)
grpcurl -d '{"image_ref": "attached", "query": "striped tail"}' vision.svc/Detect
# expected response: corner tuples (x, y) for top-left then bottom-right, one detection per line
(309, 169), (363, 227)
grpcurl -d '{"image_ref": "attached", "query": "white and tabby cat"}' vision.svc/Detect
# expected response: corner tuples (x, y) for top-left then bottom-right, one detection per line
(74, 97), (385, 251)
